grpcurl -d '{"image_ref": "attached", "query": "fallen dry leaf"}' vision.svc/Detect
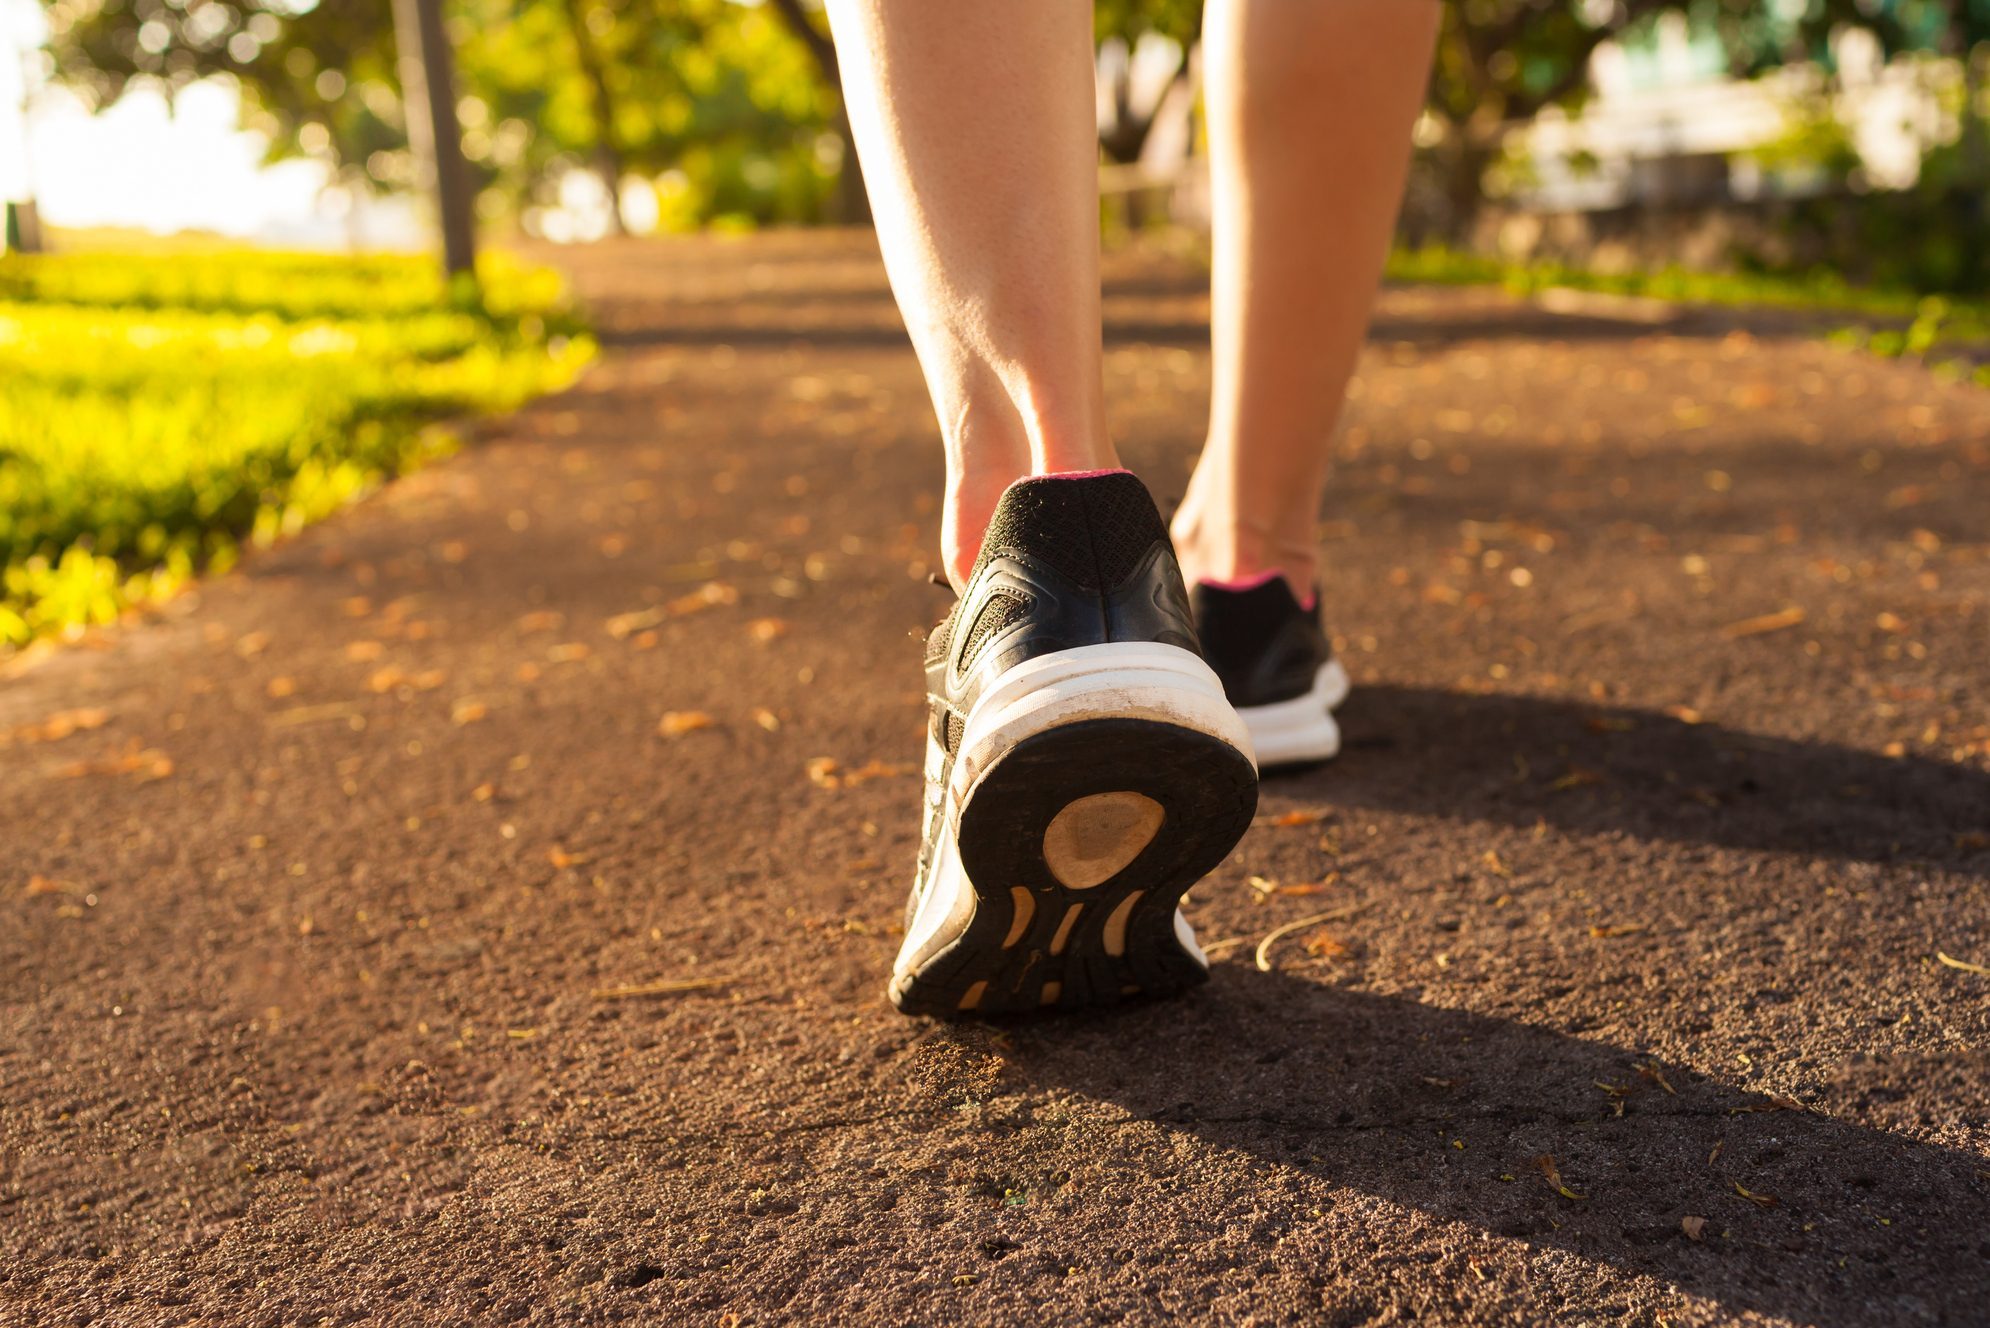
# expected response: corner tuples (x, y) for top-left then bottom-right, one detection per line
(667, 582), (739, 616)
(269, 702), (360, 728)
(515, 610), (564, 634)
(1635, 1062), (1678, 1096)
(54, 741), (173, 782)
(1535, 1155), (1586, 1201)
(1885, 484), (1932, 511)
(1936, 951), (1990, 976)
(2, 708), (111, 746)
(1681, 1215), (1708, 1241)
(605, 607), (666, 640)
(1720, 606), (1806, 640)
(1254, 904), (1366, 972)
(659, 711), (716, 738)
(806, 757), (913, 789)
(1301, 927), (1349, 959)
(1733, 1182), (1778, 1209)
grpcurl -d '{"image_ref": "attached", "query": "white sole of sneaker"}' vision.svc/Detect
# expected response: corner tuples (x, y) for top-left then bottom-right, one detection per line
(890, 642), (1257, 1015)
(1236, 658), (1352, 770)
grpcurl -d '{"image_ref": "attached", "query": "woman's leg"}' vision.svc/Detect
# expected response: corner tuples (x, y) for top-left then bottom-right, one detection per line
(823, 0), (1110, 589)
(1172, 0), (1440, 594)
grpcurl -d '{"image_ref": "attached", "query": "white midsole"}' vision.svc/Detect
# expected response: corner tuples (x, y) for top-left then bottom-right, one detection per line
(1237, 659), (1351, 768)
(895, 642), (1251, 981)
(953, 642), (1255, 795)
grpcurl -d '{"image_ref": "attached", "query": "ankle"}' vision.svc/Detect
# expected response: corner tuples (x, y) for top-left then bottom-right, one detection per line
(942, 469), (1015, 591)
(943, 458), (1126, 590)
(1169, 494), (1318, 599)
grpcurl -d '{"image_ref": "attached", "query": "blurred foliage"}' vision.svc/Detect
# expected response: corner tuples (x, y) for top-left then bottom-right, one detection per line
(45, 0), (845, 229)
(454, 0), (840, 227)
(1732, 42), (1990, 294)
(1389, 244), (1990, 354)
(40, 0), (1990, 243)
(1094, 0), (1200, 45)
(0, 250), (591, 647)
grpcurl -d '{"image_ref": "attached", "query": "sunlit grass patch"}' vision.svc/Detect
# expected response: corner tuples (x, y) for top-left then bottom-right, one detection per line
(1386, 245), (1990, 360)
(0, 249), (593, 649)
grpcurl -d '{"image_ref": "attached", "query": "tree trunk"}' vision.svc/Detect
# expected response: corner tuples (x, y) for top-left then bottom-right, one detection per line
(389, 0), (477, 282)
(766, 0), (870, 226)
(829, 102), (870, 226)
(1437, 131), (1497, 245)
(562, 0), (627, 236)
(1097, 48), (1187, 167)
(4, 199), (43, 254)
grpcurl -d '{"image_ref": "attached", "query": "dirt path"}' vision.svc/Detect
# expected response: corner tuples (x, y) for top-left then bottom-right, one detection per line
(3, 231), (1987, 1327)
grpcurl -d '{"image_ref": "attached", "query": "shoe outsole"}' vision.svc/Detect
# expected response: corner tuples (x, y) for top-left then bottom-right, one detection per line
(890, 716), (1258, 1018)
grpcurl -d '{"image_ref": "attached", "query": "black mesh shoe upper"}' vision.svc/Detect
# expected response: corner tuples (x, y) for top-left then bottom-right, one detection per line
(927, 471), (1200, 741)
(1188, 576), (1334, 709)
(912, 472), (1201, 917)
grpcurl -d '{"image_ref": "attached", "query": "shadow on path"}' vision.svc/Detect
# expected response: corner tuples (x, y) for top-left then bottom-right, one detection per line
(1294, 687), (1990, 877)
(997, 973), (1989, 1325)
(592, 306), (1684, 355)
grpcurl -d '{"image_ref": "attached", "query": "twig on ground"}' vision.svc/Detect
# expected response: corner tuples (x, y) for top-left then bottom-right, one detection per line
(591, 976), (731, 1001)
(1254, 903), (1366, 973)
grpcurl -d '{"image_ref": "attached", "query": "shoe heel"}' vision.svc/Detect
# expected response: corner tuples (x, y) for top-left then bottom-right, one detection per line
(1041, 791), (1167, 891)
(895, 713), (1255, 1016)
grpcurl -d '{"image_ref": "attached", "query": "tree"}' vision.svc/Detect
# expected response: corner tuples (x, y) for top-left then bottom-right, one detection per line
(45, 0), (848, 230)
(390, 0), (476, 277)
(762, 0), (866, 224)
(559, 0), (628, 233)
(1094, 0), (1198, 168)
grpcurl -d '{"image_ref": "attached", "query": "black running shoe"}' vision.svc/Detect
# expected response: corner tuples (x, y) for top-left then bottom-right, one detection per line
(891, 470), (1259, 1017)
(1189, 574), (1350, 769)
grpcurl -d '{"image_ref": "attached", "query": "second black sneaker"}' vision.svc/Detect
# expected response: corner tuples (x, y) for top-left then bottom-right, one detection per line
(890, 470), (1259, 1017)
(1189, 574), (1350, 769)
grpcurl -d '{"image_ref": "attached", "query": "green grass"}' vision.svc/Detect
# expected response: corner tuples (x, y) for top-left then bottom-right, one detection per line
(1385, 246), (1990, 370)
(0, 249), (593, 648)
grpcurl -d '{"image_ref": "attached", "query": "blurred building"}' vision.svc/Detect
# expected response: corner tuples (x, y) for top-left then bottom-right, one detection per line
(1513, 18), (1955, 211)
